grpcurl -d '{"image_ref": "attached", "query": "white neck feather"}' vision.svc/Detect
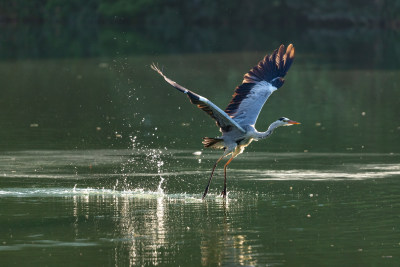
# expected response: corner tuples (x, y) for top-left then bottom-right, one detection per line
(256, 121), (281, 140)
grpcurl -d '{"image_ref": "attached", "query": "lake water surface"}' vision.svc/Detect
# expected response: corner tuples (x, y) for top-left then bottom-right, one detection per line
(1, 25), (400, 266)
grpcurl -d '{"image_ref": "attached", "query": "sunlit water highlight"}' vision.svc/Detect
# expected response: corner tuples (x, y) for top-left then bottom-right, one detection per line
(0, 186), (204, 203)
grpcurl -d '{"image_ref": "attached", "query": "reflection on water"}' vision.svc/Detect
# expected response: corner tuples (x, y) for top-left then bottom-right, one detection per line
(0, 149), (399, 266)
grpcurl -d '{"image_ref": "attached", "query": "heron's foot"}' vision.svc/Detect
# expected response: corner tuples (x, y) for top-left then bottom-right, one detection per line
(221, 189), (227, 198)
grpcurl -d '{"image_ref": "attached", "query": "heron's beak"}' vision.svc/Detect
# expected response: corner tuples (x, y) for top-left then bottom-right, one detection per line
(287, 120), (300, 125)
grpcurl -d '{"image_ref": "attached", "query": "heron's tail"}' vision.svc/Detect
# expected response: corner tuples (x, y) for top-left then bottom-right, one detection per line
(202, 137), (224, 149)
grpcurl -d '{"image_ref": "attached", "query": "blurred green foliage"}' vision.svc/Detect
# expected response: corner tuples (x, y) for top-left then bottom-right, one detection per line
(0, 0), (399, 68)
(1, 0), (399, 27)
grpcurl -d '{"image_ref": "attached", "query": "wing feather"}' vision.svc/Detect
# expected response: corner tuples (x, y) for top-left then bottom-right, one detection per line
(151, 64), (245, 133)
(225, 44), (295, 126)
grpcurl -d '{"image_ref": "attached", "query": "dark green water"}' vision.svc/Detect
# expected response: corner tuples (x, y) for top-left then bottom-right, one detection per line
(1, 25), (400, 266)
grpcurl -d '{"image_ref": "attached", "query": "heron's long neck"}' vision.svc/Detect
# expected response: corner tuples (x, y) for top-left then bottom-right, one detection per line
(257, 122), (279, 140)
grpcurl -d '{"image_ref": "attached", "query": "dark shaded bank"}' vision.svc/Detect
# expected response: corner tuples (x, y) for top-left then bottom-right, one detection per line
(1, 0), (400, 68)
(1, 0), (399, 28)
(1, 22), (399, 70)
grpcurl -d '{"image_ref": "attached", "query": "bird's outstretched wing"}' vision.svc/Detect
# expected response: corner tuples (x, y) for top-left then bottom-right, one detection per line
(151, 64), (245, 133)
(225, 44), (295, 127)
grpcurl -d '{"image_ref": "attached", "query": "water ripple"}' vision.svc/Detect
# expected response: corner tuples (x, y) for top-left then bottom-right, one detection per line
(238, 165), (400, 181)
(0, 240), (97, 251)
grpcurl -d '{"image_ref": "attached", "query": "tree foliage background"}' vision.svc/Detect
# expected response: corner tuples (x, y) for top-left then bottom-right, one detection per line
(0, 0), (399, 64)
(1, 0), (399, 27)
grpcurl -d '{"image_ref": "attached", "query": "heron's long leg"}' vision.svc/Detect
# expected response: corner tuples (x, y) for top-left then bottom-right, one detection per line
(202, 155), (224, 199)
(222, 156), (235, 198)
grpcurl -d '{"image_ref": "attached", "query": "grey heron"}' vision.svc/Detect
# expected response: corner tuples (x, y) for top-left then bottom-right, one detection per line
(151, 44), (299, 199)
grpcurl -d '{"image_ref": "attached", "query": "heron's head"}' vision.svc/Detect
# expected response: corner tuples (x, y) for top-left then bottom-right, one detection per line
(277, 117), (301, 127)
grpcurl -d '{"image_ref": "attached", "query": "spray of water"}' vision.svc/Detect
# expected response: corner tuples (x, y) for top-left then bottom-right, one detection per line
(109, 127), (166, 195)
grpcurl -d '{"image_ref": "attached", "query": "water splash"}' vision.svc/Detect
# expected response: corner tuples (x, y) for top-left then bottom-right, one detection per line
(148, 148), (165, 195)
(157, 176), (165, 195)
(114, 129), (166, 194)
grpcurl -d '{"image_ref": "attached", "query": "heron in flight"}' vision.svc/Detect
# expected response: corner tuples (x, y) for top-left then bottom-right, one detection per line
(151, 44), (299, 199)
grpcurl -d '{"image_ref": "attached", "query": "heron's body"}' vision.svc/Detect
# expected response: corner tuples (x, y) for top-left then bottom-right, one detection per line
(151, 44), (299, 199)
